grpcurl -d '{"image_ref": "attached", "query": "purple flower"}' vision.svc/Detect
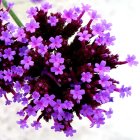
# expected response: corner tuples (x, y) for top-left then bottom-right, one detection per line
(105, 108), (113, 118)
(64, 127), (76, 137)
(22, 84), (31, 94)
(49, 52), (64, 67)
(41, 2), (52, 12)
(92, 23), (104, 35)
(15, 28), (26, 42)
(27, 7), (37, 18)
(7, 23), (16, 33)
(78, 30), (91, 41)
(90, 10), (100, 20)
(29, 36), (43, 49)
(38, 44), (48, 57)
(63, 100), (74, 110)
(119, 85), (131, 98)
(32, 91), (40, 100)
(99, 74), (111, 87)
(49, 35), (63, 49)
(3, 69), (13, 82)
(62, 9), (77, 23)
(25, 20), (39, 33)
(3, 48), (16, 61)
(51, 64), (65, 75)
(70, 85), (85, 101)
(0, 11), (9, 21)
(81, 3), (91, 12)
(0, 30), (12, 45)
(53, 99), (64, 113)
(101, 20), (112, 31)
(126, 55), (138, 66)
(17, 110), (25, 116)
(17, 119), (28, 129)
(80, 104), (94, 117)
(42, 94), (55, 107)
(94, 61), (110, 75)
(19, 46), (28, 57)
(81, 72), (93, 83)
(51, 121), (64, 132)
(31, 121), (42, 130)
(34, 99), (44, 111)
(21, 56), (34, 70)
(48, 16), (58, 26)
(94, 90), (111, 104)
(26, 105), (36, 116)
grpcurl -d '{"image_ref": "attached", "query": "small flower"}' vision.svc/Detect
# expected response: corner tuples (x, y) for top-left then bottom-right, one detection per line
(41, 2), (52, 12)
(64, 127), (76, 137)
(81, 72), (93, 83)
(31, 121), (42, 130)
(50, 64), (65, 75)
(3, 69), (13, 82)
(26, 7), (37, 18)
(49, 52), (64, 67)
(70, 85), (85, 101)
(3, 48), (16, 61)
(62, 9), (77, 23)
(26, 105), (36, 116)
(32, 91), (40, 100)
(49, 35), (63, 49)
(17, 119), (28, 129)
(38, 44), (48, 57)
(126, 54), (138, 66)
(78, 30), (91, 41)
(94, 61), (110, 75)
(29, 36), (43, 49)
(48, 16), (58, 26)
(119, 85), (131, 98)
(25, 19), (39, 33)
(21, 56), (34, 70)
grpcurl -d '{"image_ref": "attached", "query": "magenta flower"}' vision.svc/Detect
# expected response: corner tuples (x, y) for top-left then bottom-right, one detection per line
(81, 72), (93, 83)
(94, 60), (110, 74)
(78, 30), (91, 41)
(49, 52), (64, 67)
(51, 64), (65, 75)
(48, 16), (58, 27)
(126, 55), (138, 66)
(70, 85), (85, 101)
(29, 36), (43, 49)
(3, 69), (13, 82)
(20, 56), (34, 69)
(62, 9), (77, 23)
(3, 48), (16, 61)
(31, 121), (42, 130)
(25, 19), (39, 33)
(49, 35), (63, 49)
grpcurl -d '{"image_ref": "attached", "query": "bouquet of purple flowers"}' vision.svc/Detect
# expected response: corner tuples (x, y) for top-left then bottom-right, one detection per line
(0, 0), (138, 137)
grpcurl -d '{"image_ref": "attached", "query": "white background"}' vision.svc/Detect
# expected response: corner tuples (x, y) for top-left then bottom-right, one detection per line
(0, 0), (140, 140)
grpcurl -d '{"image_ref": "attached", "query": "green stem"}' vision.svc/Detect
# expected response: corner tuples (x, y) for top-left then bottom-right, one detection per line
(2, 0), (23, 27)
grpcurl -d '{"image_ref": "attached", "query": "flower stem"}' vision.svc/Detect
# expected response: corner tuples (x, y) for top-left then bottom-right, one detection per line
(2, 0), (23, 27)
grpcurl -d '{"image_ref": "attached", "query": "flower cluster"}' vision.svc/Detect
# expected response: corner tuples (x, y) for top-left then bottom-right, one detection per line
(0, 2), (138, 137)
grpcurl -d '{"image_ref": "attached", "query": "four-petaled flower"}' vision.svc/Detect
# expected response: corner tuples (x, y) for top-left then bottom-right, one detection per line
(48, 16), (58, 26)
